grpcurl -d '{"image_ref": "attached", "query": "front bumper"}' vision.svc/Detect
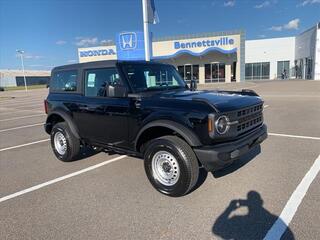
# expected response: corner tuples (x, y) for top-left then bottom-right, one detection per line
(194, 124), (267, 172)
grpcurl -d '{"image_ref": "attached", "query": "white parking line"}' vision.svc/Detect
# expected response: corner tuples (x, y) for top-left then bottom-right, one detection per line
(0, 114), (45, 122)
(11, 103), (43, 108)
(0, 123), (44, 133)
(0, 109), (43, 116)
(0, 155), (127, 203)
(0, 139), (50, 152)
(269, 132), (320, 141)
(264, 154), (320, 240)
(0, 97), (45, 104)
(264, 105), (269, 108)
(0, 102), (43, 108)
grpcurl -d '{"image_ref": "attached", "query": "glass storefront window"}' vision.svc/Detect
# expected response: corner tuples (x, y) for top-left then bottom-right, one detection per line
(205, 64), (211, 81)
(218, 63), (225, 82)
(277, 61), (290, 79)
(212, 64), (219, 81)
(177, 65), (199, 83)
(261, 62), (270, 79)
(245, 62), (270, 80)
(205, 63), (225, 83)
(178, 66), (184, 80)
(192, 65), (199, 81)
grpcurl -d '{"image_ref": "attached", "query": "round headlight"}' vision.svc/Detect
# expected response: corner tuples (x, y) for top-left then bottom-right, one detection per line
(215, 115), (230, 134)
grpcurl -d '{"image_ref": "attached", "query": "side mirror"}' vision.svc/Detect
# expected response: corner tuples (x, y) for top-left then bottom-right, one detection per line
(190, 79), (197, 91)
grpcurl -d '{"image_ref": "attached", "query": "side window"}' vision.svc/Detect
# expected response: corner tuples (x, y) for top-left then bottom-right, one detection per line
(51, 70), (77, 92)
(84, 68), (122, 97)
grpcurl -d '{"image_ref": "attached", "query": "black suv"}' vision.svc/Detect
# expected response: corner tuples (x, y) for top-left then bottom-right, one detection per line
(44, 60), (267, 197)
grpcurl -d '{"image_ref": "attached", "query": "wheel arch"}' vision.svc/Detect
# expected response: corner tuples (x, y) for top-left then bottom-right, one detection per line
(135, 120), (202, 153)
(45, 110), (80, 139)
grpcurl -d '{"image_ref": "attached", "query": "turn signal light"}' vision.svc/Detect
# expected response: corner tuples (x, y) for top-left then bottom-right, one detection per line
(208, 118), (213, 132)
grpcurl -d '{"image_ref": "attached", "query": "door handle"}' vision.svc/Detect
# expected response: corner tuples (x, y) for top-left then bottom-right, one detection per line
(135, 101), (141, 108)
(79, 106), (95, 111)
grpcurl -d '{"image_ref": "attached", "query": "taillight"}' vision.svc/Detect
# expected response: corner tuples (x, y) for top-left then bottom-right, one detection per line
(44, 99), (48, 114)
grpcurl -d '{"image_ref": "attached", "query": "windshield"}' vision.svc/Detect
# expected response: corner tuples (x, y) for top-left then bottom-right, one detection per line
(121, 63), (187, 92)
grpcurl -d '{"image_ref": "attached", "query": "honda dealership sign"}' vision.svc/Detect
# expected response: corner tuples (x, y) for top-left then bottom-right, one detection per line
(78, 46), (117, 62)
(116, 31), (151, 61)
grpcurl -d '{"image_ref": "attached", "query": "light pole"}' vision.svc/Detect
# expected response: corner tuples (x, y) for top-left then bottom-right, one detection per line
(16, 49), (28, 92)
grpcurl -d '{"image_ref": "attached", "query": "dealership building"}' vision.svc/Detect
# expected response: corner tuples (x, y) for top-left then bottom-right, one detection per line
(0, 70), (50, 87)
(74, 22), (317, 83)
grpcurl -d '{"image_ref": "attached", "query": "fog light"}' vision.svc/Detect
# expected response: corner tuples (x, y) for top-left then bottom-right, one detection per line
(215, 115), (230, 134)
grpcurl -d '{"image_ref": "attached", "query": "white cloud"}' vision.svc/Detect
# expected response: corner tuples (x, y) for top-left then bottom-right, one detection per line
(23, 54), (44, 59)
(298, 0), (320, 7)
(258, 34), (266, 38)
(67, 60), (77, 63)
(255, 1), (270, 8)
(284, 18), (300, 30)
(100, 39), (113, 45)
(224, 0), (235, 7)
(269, 18), (300, 31)
(28, 64), (44, 67)
(269, 26), (283, 31)
(75, 37), (98, 47)
(56, 40), (67, 45)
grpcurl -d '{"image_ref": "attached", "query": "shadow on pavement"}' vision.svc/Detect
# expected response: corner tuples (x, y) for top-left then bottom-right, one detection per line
(71, 147), (111, 161)
(212, 191), (295, 240)
(186, 145), (262, 194)
(212, 145), (261, 178)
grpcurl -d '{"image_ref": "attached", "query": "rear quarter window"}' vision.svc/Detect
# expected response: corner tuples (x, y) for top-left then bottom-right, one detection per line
(50, 70), (78, 92)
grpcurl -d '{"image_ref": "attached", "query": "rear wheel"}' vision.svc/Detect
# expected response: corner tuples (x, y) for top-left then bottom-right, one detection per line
(51, 122), (80, 162)
(144, 136), (199, 197)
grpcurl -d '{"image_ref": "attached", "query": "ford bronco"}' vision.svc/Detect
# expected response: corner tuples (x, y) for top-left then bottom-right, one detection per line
(44, 60), (267, 197)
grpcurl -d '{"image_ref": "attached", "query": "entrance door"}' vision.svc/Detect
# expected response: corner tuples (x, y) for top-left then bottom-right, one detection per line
(277, 61), (290, 79)
(177, 65), (199, 83)
(184, 65), (192, 82)
(231, 62), (236, 82)
(192, 65), (199, 82)
(205, 63), (225, 83)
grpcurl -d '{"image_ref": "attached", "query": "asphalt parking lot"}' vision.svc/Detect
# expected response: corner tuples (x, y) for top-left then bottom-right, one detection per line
(0, 80), (319, 240)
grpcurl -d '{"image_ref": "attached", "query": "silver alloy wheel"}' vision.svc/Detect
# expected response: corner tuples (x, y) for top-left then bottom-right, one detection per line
(54, 131), (67, 155)
(151, 150), (180, 186)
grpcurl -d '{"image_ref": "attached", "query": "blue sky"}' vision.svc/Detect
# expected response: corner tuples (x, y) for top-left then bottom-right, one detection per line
(0, 0), (319, 70)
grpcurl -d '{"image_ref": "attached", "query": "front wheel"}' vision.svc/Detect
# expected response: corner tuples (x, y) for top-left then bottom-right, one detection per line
(144, 136), (199, 197)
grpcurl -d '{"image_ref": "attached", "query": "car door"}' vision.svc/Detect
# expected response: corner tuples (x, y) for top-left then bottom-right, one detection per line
(74, 67), (131, 148)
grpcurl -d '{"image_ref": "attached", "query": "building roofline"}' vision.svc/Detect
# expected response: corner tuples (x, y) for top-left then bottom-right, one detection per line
(84, 29), (245, 48)
(245, 36), (295, 42)
(153, 30), (245, 42)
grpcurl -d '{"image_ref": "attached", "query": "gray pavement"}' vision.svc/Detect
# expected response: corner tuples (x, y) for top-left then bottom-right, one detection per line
(0, 80), (319, 240)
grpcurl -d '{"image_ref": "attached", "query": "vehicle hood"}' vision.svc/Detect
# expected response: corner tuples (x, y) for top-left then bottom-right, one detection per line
(159, 90), (263, 112)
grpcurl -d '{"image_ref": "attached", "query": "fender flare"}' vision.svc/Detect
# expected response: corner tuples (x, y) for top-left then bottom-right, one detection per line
(135, 120), (202, 151)
(46, 110), (80, 139)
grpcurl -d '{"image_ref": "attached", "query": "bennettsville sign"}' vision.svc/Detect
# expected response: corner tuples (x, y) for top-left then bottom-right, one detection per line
(174, 37), (234, 49)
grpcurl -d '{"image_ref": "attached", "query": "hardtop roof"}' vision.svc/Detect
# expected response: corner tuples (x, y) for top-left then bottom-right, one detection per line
(51, 60), (170, 72)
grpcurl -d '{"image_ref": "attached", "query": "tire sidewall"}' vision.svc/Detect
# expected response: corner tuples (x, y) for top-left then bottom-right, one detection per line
(51, 124), (72, 162)
(144, 138), (192, 197)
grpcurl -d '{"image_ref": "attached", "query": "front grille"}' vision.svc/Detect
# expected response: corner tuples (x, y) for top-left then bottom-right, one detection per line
(237, 104), (263, 117)
(235, 104), (263, 134)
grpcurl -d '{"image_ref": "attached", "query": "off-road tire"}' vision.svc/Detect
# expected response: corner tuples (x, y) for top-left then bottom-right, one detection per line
(144, 135), (199, 197)
(50, 122), (80, 162)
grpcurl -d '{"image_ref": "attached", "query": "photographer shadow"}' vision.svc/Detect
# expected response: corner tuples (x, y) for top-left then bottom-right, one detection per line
(212, 191), (295, 240)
